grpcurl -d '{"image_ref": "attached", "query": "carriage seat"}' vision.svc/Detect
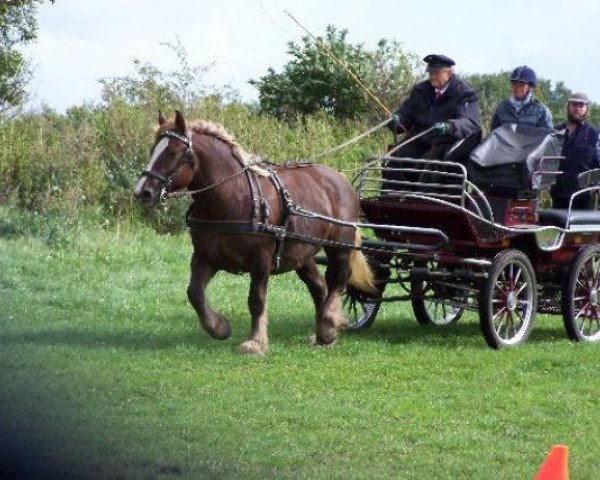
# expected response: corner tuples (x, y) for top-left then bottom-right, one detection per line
(538, 209), (600, 228)
(538, 169), (600, 227)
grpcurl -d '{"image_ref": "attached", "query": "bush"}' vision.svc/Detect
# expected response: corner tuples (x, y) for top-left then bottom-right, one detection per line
(0, 91), (390, 237)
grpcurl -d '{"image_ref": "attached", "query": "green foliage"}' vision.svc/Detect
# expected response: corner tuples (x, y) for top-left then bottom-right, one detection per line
(536, 79), (572, 125)
(0, 107), (106, 211)
(0, 40), (392, 235)
(99, 37), (236, 113)
(0, 0), (53, 113)
(250, 25), (421, 121)
(461, 72), (508, 132)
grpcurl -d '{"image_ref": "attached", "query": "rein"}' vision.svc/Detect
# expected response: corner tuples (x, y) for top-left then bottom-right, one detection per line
(166, 156), (265, 200)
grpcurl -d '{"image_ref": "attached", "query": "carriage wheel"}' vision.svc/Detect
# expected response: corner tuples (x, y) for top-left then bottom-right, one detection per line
(562, 246), (600, 342)
(411, 278), (464, 326)
(479, 249), (537, 348)
(342, 285), (385, 330)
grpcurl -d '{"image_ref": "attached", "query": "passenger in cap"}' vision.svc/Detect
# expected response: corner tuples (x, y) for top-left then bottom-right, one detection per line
(551, 92), (600, 209)
(383, 54), (480, 189)
(490, 65), (553, 130)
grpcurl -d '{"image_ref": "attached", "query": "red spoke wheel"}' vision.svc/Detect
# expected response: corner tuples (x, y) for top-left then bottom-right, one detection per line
(562, 246), (600, 342)
(479, 249), (537, 348)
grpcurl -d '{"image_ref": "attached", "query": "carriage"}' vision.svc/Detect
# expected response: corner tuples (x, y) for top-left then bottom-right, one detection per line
(342, 124), (600, 348)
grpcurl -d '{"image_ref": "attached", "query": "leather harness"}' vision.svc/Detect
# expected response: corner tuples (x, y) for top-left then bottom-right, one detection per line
(142, 130), (356, 271)
(185, 158), (312, 271)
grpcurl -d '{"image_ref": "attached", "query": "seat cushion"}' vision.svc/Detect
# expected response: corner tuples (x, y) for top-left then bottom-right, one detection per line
(538, 209), (600, 228)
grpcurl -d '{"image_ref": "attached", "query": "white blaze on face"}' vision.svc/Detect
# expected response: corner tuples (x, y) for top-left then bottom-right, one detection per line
(134, 137), (171, 197)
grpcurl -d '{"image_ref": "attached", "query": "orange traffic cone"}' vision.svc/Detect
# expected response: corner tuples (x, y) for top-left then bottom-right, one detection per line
(535, 445), (569, 480)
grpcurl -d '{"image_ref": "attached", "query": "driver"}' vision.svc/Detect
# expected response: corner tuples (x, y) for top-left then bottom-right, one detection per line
(383, 54), (480, 191)
(387, 54), (480, 160)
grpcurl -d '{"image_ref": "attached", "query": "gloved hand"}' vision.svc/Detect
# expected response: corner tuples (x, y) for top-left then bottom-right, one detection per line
(432, 122), (452, 137)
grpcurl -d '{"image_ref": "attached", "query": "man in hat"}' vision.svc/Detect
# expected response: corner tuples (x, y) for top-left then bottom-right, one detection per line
(388, 54), (480, 159)
(383, 54), (480, 191)
(551, 92), (600, 209)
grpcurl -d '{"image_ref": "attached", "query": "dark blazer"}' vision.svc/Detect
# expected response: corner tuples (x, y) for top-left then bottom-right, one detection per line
(551, 121), (600, 202)
(392, 75), (480, 146)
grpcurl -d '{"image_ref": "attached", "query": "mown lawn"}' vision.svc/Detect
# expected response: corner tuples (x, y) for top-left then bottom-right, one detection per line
(1, 225), (598, 479)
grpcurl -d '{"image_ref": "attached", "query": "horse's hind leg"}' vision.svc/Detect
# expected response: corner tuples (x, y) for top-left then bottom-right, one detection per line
(317, 247), (351, 345)
(187, 254), (231, 340)
(296, 257), (327, 328)
(239, 265), (271, 356)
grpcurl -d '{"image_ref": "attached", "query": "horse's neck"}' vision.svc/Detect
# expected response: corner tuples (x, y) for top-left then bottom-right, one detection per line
(189, 135), (252, 218)
(191, 134), (239, 185)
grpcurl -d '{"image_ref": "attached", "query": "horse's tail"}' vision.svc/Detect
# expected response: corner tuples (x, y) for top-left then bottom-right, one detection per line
(348, 230), (378, 296)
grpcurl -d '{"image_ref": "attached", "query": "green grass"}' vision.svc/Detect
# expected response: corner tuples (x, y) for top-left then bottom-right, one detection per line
(1, 224), (599, 479)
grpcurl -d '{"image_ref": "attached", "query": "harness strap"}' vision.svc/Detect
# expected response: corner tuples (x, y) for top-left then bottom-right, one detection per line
(185, 216), (263, 234)
(265, 166), (296, 270)
(142, 170), (167, 183)
(186, 163), (298, 271)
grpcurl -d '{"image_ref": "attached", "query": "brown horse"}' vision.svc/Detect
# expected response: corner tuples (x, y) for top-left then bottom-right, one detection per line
(134, 110), (375, 355)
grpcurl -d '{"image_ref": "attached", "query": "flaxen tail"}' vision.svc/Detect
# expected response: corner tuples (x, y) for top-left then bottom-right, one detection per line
(348, 230), (378, 295)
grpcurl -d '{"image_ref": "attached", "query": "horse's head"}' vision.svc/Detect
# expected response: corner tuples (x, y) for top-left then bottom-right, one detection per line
(134, 110), (197, 204)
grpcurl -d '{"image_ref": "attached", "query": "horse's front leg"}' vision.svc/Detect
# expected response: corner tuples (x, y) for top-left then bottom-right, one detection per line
(239, 267), (270, 356)
(187, 253), (231, 340)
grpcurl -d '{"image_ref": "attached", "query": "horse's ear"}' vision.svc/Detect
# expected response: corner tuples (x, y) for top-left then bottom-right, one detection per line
(158, 110), (167, 126)
(174, 109), (187, 133)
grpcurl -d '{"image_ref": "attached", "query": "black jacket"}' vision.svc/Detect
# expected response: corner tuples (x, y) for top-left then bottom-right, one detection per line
(392, 75), (480, 146)
(551, 121), (600, 201)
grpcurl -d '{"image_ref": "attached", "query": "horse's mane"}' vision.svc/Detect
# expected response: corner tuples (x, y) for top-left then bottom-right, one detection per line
(189, 120), (270, 177)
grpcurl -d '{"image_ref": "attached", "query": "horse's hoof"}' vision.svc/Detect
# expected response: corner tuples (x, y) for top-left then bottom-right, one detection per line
(308, 333), (338, 347)
(336, 317), (349, 330)
(203, 314), (231, 340)
(210, 327), (231, 341)
(238, 340), (267, 356)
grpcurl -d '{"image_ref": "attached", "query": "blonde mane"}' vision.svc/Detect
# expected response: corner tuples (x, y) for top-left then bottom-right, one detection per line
(189, 120), (270, 177)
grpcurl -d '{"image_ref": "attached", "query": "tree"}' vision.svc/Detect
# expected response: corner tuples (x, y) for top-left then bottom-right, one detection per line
(250, 25), (421, 121)
(99, 37), (232, 113)
(0, 0), (54, 113)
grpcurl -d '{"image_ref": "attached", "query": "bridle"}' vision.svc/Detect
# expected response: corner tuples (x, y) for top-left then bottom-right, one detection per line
(141, 130), (195, 201)
(140, 129), (269, 203)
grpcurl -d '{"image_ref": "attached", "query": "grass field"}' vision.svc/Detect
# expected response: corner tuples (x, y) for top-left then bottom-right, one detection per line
(1, 224), (599, 479)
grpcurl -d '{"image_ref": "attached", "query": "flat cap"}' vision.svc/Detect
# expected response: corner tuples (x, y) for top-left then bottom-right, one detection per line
(568, 92), (590, 104)
(423, 54), (455, 72)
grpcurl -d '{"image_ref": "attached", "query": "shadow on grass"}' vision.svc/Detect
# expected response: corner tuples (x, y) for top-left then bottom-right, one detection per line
(0, 309), (573, 353)
(346, 318), (484, 347)
(343, 315), (571, 348)
(0, 318), (222, 353)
